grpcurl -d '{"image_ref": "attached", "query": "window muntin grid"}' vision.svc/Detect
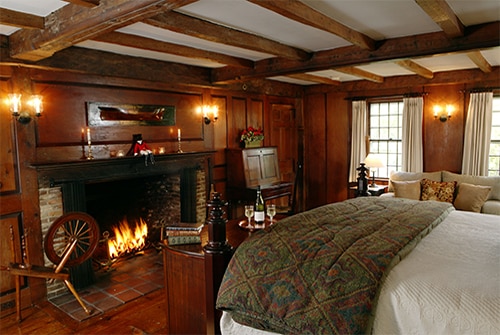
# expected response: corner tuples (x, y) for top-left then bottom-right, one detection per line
(489, 96), (500, 176)
(369, 101), (404, 178)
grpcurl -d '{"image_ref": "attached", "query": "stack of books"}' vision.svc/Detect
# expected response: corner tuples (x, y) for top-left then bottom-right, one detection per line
(165, 222), (204, 246)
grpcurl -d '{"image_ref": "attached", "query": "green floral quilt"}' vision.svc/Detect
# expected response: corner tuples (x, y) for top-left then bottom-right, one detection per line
(217, 197), (453, 334)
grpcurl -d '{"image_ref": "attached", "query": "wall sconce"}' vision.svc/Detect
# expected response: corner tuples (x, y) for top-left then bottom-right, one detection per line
(198, 105), (219, 125)
(433, 104), (453, 122)
(8, 93), (43, 124)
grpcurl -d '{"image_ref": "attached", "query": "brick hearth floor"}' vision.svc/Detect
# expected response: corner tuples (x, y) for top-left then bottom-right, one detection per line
(48, 248), (164, 322)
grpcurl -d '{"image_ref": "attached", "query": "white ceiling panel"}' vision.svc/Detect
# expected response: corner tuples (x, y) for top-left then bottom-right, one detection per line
(117, 23), (273, 61)
(177, 0), (352, 51)
(358, 62), (415, 77)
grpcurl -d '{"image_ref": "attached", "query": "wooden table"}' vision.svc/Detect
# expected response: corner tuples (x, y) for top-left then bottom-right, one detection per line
(162, 216), (283, 334)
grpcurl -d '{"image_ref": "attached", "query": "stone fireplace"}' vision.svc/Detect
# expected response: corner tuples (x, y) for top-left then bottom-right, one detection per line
(34, 152), (213, 298)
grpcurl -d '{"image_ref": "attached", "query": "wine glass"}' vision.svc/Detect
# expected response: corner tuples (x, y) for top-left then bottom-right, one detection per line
(267, 204), (276, 224)
(244, 205), (254, 228)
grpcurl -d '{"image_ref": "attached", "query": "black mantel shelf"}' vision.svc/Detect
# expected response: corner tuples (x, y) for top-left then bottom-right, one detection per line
(32, 151), (215, 188)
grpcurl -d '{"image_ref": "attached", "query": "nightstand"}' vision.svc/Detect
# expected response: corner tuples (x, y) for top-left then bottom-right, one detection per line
(367, 185), (388, 196)
(162, 215), (284, 334)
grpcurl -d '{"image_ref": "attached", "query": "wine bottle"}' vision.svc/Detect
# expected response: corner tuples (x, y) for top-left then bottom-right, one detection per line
(254, 185), (265, 226)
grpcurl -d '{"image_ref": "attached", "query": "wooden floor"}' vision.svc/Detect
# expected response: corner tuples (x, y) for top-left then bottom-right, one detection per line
(0, 289), (168, 335)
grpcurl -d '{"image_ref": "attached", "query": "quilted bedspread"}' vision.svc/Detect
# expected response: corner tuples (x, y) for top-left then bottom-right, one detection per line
(216, 197), (453, 334)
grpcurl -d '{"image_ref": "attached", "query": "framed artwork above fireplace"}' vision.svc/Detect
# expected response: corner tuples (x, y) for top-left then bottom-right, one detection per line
(87, 102), (176, 126)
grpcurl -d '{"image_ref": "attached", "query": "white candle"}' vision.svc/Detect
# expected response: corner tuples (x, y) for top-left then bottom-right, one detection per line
(177, 128), (181, 140)
(87, 128), (91, 145)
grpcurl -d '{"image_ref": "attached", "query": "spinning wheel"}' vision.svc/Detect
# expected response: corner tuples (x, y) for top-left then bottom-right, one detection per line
(3, 212), (100, 322)
(44, 212), (100, 268)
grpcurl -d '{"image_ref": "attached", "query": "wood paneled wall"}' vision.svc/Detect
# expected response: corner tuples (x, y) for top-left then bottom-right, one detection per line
(1, 62), (498, 315)
(303, 69), (499, 210)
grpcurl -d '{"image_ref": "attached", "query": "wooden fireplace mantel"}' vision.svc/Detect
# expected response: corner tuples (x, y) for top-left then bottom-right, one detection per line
(32, 151), (215, 188)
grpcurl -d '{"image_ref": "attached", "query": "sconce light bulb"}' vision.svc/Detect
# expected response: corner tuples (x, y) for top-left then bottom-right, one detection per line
(212, 106), (218, 122)
(8, 93), (22, 116)
(445, 104), (453, 118)
(30, 95), (43, 117)
(433, 105), (441, 118)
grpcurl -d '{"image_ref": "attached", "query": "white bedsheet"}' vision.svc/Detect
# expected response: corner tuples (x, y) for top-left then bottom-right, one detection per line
(221, 210), (500, 335)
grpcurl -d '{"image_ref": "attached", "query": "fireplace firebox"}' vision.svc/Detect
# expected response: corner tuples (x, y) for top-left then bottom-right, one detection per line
(34, 152), (213, 297)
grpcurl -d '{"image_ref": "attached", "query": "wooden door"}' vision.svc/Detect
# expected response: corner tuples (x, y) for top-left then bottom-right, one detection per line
(269, 103), (296, 208)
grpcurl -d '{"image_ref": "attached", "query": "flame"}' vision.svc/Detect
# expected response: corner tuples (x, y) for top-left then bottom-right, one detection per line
(108, 217), (148, 259)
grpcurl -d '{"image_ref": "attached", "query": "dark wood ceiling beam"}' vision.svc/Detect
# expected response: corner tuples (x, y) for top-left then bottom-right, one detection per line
(248, 0), (375, 50)
(144, 11), (310, 61)
(8, 0), (199, 61)
(415, 0), (464, 38)
(0, 8), (44, 29)
(396, 59), (434, 79)
(34, 46), (212, 87)
(211, 21), (499, 84)
(467, 51), (492, 73)
(335, 66), (384, 83)
(316, 66), (500, 94)
(285, 73), (340, 85)
(93, 31), (254, 68)
(62, 0), (101, 7)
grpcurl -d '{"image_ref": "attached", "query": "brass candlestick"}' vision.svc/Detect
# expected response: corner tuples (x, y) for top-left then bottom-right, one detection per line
(87, 141), (94, 160)
(177, 137), (183, 153)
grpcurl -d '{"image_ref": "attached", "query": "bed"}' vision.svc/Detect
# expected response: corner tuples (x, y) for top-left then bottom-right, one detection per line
(216, 197), (500, 334)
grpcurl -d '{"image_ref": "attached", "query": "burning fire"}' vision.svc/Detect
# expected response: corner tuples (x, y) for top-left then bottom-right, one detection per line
(108, 217), (148, 259)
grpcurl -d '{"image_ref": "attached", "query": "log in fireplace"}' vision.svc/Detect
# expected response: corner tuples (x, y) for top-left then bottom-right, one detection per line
(34, 151), (213, 297)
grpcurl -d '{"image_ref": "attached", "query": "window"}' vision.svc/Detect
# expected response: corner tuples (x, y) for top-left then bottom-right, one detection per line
(368, 100), (404, 178)
(489, 96), (500, 176)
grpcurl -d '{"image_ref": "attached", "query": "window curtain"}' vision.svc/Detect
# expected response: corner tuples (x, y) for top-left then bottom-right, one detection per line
(349, 100), (368, 182)
(402, 96), (423, 172)
(462, 91), (493, 176)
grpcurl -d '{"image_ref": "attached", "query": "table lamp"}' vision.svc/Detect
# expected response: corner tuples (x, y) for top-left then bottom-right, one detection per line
(364, 154), (385, 187)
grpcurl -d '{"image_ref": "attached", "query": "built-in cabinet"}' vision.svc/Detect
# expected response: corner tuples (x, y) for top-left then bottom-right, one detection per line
(225, 147), (293, 216)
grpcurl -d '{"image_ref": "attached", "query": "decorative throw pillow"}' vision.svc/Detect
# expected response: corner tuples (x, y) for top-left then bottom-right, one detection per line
(454, 183), (491, 212)
(420, 179), (457, 203)
(392, 180), (421, 200)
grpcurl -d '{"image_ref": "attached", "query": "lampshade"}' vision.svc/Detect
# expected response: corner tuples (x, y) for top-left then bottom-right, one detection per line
(364, 154), (385, 168)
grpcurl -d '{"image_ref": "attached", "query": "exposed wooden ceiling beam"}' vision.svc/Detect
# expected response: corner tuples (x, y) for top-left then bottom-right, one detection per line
(247, 0), (375, 50)
(93, 31), (254, 68)
(62, 0), (100, 7)
(335, 66), (384, 83)
(211, 21), (499, 84)
(144, 11), (310, 61)
(33, 45), (213, 87)
(8, 0), (199, 61)
(414, 0), (464, 38)
(467, 51), (492, 73)
(0, 8), (44, 29)
(396, 59), (434, 79)
(285, 73), (340, 85)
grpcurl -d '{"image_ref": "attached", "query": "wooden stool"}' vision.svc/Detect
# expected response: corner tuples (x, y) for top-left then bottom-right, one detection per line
(3, 212), (100, 322)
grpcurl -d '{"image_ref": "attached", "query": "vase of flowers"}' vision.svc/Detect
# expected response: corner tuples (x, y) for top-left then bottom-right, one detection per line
(240, 126), (264, 148)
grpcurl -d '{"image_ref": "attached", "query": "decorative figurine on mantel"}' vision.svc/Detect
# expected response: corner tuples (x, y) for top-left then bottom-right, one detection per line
(132, 134), (155, 166)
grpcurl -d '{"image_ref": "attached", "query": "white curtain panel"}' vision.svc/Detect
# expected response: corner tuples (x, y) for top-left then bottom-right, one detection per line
(402, 97), (423, 172)
(349, 100), (368, 182)
(462, 92), (493, 176)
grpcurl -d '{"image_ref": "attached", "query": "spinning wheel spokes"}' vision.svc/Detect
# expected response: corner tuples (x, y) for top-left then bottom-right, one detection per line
(44, 212), (100, 268)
